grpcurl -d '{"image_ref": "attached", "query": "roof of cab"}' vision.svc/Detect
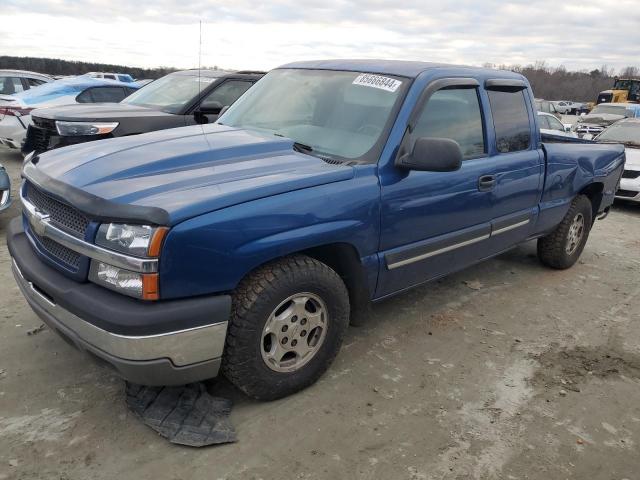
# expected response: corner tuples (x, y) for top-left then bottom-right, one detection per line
(278, 59), (522, 80)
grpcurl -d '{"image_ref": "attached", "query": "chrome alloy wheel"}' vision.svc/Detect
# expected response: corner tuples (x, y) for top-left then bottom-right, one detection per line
(261, 292), (328, 373)
(565, 212), (585, 255)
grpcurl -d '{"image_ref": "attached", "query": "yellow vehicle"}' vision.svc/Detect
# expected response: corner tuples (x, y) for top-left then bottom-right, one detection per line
(597, 78), (640, 104)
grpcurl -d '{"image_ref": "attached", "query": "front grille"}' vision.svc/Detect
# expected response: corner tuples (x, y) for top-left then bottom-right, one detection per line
(622, 170), (640, 180)
(34, 233), (81, 269)
(26, 183), (89, 238)
(28, 116), (58, 153)
(32, 116), (57, 130)
(576, 125), (605, 134)
(28, 126), (52, 153)
(616, 189), (639, 198)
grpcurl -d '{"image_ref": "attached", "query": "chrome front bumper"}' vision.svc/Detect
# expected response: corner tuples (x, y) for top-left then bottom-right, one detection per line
(0, 188), (10, 212)
(12, 258), (227, 385)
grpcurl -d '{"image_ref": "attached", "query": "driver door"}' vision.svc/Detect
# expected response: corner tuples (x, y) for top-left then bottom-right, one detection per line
(377, 80), (497, 297)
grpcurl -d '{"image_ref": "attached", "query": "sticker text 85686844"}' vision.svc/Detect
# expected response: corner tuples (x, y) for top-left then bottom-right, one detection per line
(352, 73), (402, 93)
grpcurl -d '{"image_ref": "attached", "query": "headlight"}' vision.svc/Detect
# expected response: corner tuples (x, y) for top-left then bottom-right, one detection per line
(55, 121), (119, 136)
(89, 261), (158, 300)
(95, 223), (168, 257)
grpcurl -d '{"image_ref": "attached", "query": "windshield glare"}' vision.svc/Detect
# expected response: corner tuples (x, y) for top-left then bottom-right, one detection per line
(591, 105), (632, 117)
(122, 73), (217, 113)
(219, 69), (407, 161)
(597, 123), (640, 144)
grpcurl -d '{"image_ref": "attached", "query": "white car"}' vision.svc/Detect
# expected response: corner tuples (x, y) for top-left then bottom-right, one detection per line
(0, 77), (138, 149)
(551, 101), (573, 114)
(0, 70), (53, 95)
(537, 112), (577, 137)
(84, 72), (136, 83)
(595, 118), (640, 202)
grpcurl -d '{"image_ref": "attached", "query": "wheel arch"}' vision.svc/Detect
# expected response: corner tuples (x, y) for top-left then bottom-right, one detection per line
(579, 182), (604, 223)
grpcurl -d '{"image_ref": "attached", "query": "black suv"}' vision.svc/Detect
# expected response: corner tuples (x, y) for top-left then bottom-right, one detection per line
(22, 69), (264, 155)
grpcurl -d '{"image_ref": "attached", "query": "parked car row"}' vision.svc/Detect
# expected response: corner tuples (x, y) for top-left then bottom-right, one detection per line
(3, 59), (627, 401)
(0, 76), (140, 149)
(574, 102), (640, 138)
(22, 69), (263, 154)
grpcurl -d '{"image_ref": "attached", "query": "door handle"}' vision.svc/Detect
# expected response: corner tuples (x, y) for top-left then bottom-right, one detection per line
(478, 175), (496, 191)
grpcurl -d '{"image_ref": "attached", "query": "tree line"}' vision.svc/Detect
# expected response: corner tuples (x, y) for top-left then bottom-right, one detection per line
(485, 61), (640, 102)
(2, 56), (639, 102)
(0, 56), (178, 80)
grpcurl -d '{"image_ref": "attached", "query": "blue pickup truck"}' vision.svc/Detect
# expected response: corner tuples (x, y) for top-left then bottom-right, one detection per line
(8, 60), (625, 400)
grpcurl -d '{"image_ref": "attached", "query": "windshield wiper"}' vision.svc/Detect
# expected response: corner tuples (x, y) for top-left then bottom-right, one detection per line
(273, 133), (314, 154)
(292, 141), (314, 153)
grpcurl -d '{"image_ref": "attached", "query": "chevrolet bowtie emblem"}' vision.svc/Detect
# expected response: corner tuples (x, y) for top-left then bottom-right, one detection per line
(30, 209), (50, 236)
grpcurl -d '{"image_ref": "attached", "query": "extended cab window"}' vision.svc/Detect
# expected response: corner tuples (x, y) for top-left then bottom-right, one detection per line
(412, 88), (485, 159)
(488, 89), (531, 153)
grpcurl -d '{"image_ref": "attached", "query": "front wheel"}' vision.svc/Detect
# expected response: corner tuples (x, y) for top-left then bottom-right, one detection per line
(537, 195), (593, 269)
(222, 255), (350, 400)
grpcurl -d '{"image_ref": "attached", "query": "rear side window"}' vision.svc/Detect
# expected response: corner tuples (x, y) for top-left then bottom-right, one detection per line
(488, 89), (531, 153)
(27, 78), (47, 88)
(78, 87), (127, 103)
(0, 77), (25, 94)
(201, 80), (253, 110)
(537, 115), (549, 129)
(412, 88), (485, 160)
(547, 116), (565, 131)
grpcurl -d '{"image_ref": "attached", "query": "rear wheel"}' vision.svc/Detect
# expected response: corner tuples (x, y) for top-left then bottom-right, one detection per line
(222, 255), (350, 400)
(537, 195), (593, 269)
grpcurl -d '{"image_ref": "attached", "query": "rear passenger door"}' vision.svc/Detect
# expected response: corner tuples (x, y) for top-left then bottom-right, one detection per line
(484, 82), (543, 250)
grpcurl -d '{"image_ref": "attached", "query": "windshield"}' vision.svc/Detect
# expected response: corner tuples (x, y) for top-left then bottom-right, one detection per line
(590, 105), (633, 116)
(122, 73), (217, 113)
(219, 69), (408, 161)
(597, 122), (640, 145)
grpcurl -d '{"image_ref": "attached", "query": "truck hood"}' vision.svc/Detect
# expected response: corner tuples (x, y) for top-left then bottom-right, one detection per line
(578, 113), (625, 126)
(24, 124), (355, 225)
(32, 103), (175, 122)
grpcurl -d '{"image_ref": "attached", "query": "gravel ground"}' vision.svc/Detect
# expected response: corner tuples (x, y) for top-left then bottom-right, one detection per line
(1, 147), (639, 480)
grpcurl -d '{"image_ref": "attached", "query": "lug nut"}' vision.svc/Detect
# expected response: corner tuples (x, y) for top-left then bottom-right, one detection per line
(300, 318), (307, 325)
(291, 316), (298, 323)
(291, 339), (298, 347)
(281, 325), (288, 332)
(300, 330), (307, 337)
(281, 337), (288, 345)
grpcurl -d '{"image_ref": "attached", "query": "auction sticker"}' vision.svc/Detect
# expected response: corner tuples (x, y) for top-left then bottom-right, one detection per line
(352, 74), (402, 92)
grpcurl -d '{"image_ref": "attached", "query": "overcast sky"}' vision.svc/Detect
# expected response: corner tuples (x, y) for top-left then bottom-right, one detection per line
(3, 0), (639, 72)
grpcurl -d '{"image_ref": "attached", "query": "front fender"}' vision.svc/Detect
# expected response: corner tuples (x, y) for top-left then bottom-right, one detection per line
(159, 168), (380, 299)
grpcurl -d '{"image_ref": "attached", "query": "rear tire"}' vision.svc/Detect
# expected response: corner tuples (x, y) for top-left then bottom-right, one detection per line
(222, 255), (350, 400)
(537, 195), (593, 269)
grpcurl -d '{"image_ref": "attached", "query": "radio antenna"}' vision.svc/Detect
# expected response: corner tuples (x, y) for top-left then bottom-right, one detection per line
(198, 20), (202, 101)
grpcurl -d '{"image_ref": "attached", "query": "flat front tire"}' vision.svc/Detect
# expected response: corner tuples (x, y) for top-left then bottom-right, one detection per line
(537, 195), (593, 269)
(222, 255), (350, 400)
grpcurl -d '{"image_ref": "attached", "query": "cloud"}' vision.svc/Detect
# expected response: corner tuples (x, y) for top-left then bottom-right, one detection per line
(1, 0), (638, 72)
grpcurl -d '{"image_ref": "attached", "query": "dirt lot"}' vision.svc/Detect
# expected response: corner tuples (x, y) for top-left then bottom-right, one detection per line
(1, 147), (639, 480)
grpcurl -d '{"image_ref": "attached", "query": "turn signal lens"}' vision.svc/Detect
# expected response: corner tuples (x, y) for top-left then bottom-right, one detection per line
(147, 227), (169, 257)
(89, 261), (159, 300)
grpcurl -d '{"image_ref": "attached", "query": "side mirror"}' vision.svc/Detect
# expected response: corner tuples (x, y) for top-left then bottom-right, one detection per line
(580, 112), (587, 117)
(396, 137), (462, 172)
(564, 125), (571, 132)
(197, 100), (223, 115)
